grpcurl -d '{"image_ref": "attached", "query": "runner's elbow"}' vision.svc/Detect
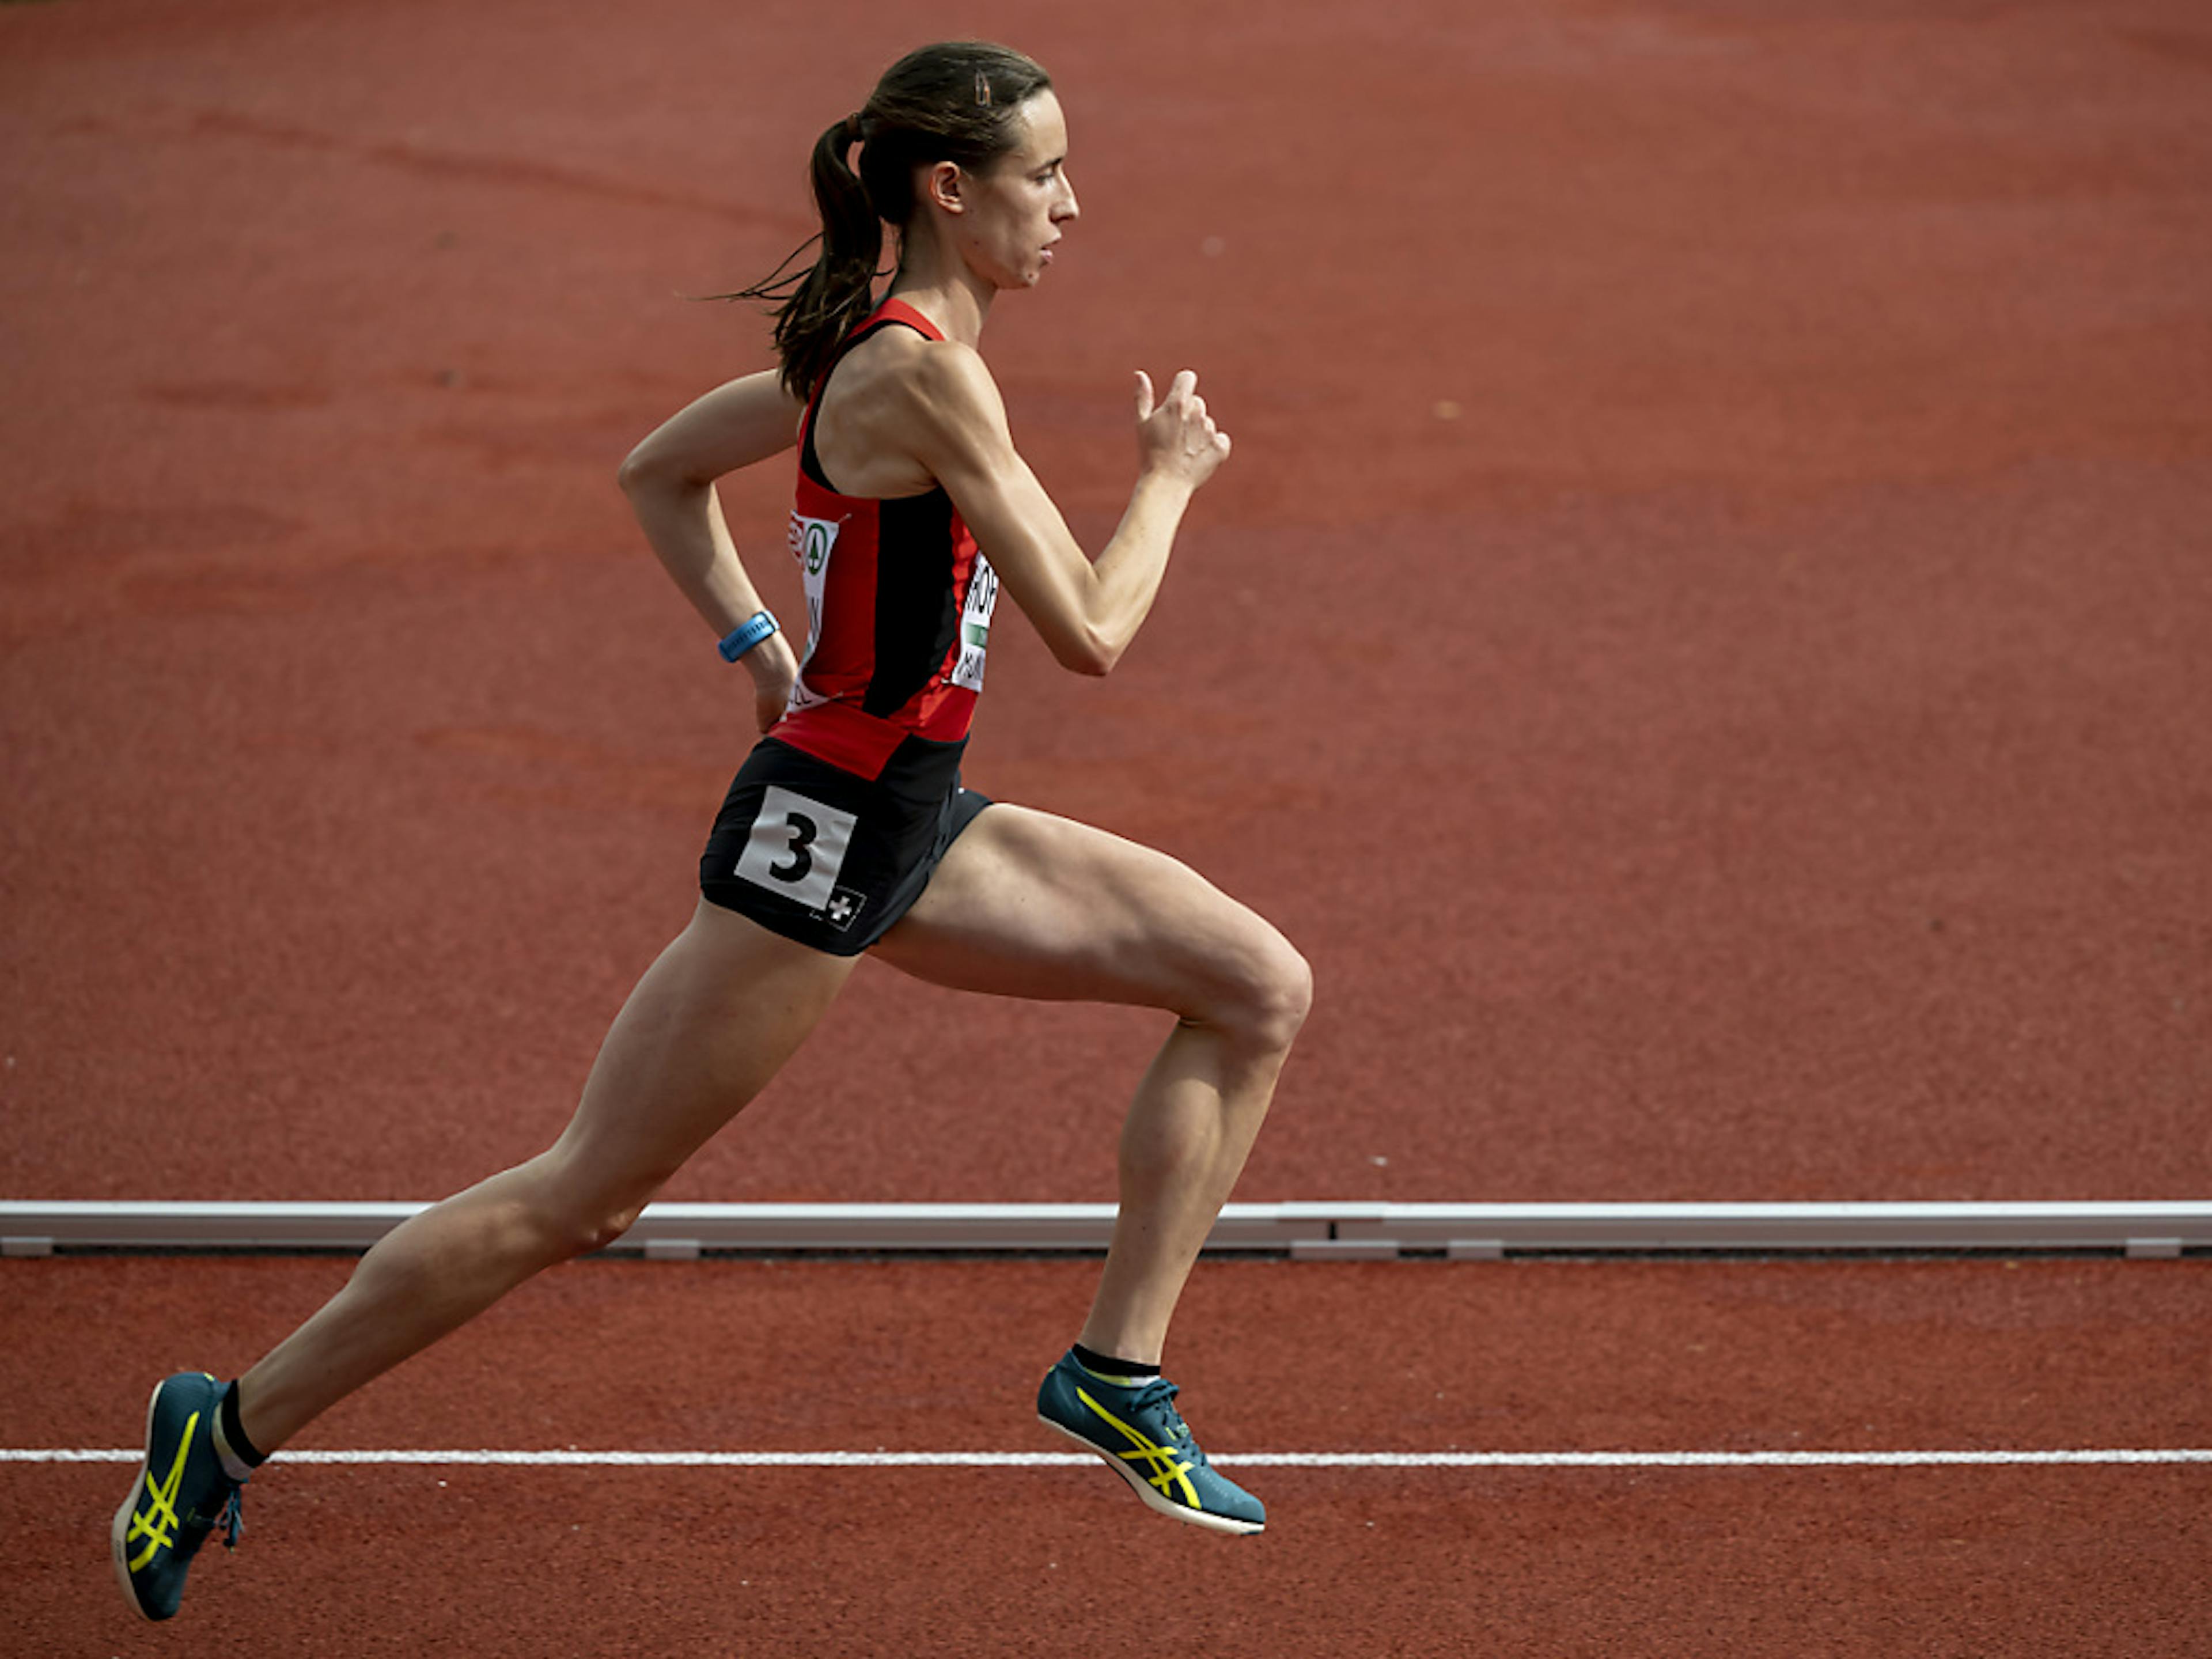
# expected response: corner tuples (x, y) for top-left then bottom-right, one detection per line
(1055, 624), (1121, 677)
(618, 453), (714, 531)
(617, 438), (704, 498)
(616, 450), (656, 500)
(616, 442), (669, 497)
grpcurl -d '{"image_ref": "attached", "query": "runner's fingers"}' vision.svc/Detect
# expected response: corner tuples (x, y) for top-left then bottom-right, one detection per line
(753, 679), (791, 733)
(1138, 369), (1227, 466)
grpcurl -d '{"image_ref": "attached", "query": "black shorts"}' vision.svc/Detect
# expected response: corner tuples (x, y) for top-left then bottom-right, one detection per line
(698, 734), (990, 956)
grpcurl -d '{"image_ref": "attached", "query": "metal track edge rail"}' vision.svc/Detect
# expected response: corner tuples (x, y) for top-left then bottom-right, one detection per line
(2, 1200), (2207, 1259)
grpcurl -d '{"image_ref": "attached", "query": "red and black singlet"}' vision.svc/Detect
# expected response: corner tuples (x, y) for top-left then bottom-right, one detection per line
(770, 297), (999, 781)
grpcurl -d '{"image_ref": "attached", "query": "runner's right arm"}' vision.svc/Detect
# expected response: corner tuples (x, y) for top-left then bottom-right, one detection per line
(619, 370), (806, 730)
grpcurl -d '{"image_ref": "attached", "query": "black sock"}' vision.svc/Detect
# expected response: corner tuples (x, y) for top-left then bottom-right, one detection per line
(218, 1380), (267, 1469)
(1072, 1343), (1160, 1382)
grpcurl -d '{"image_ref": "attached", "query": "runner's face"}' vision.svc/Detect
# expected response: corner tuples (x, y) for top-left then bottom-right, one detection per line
(959, 92), (1078, 289)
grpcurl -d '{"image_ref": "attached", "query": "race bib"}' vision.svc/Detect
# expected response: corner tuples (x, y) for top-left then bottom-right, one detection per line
(787, 512), (842, 666)
(733, 785), (855, 911)
(949, 552), (999, 692)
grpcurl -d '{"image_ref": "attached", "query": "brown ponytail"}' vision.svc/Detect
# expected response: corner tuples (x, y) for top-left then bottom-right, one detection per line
(724, 42), (1053, 397)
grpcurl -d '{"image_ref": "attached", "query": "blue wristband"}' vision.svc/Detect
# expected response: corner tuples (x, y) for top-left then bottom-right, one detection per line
(717, 611), (779, 663)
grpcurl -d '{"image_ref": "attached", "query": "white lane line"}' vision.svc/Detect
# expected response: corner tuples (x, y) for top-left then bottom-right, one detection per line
(9, 1448), (2211, 1468)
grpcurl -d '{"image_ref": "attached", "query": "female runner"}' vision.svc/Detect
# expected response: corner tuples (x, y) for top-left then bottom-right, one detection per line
(113, 40), (1309, 1620)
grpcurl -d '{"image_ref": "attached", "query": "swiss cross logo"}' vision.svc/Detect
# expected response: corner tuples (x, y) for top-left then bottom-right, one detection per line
(824, 887), (868, 931)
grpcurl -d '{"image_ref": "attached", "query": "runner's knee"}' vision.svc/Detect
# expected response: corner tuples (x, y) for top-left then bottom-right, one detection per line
(1256, 936), (1315, 1050)
(546, 1193), (652, 1259)
(517, 1156), (664, 1261)
(1203, 927), (1312, 1054)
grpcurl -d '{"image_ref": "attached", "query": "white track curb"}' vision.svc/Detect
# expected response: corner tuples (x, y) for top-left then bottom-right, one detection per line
(2, 1199), (2207, 1257)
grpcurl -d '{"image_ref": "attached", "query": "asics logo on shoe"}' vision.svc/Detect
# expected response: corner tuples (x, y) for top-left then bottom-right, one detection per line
(1074, 1386), (1201, 1508)
(125, 1408), (202, 1572)
(113, 1373), (247, 1621)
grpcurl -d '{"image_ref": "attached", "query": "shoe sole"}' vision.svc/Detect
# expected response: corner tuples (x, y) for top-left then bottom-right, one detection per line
(1037, 1413), (1264, 1535)
(109, 1376), (167, 1622)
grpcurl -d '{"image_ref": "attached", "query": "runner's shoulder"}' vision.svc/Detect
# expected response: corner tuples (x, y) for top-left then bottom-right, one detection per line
(869, 331), (1003, 435)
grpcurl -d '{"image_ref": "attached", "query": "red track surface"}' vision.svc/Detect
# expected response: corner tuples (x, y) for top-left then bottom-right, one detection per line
(4, 0), (2208, 1205)
(3, 0), (2208, 1650)
(10, 1256), (2212, 1654)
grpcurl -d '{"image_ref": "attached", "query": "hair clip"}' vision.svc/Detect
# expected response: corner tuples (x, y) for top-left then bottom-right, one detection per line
(975, 69), (992, 106)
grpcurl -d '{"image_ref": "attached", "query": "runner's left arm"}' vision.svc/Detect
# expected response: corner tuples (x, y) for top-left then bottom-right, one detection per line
(619, 370), (806, 730)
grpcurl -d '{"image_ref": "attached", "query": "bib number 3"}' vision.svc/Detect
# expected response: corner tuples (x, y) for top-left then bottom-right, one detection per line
(734, 785), (857, 911)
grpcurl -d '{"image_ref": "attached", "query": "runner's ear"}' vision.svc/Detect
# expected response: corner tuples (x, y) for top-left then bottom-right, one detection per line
(921, 158), (965, 215)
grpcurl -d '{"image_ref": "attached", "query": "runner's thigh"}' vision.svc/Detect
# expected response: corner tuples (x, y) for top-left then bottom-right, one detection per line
(553, 899), (859, 1190)
(873, 804), (1302, 1013)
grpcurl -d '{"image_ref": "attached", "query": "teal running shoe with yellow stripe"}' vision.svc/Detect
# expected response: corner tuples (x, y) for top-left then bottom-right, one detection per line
(110, 1372), (246, 1622)
(1036, 1349), (1265, 1535)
